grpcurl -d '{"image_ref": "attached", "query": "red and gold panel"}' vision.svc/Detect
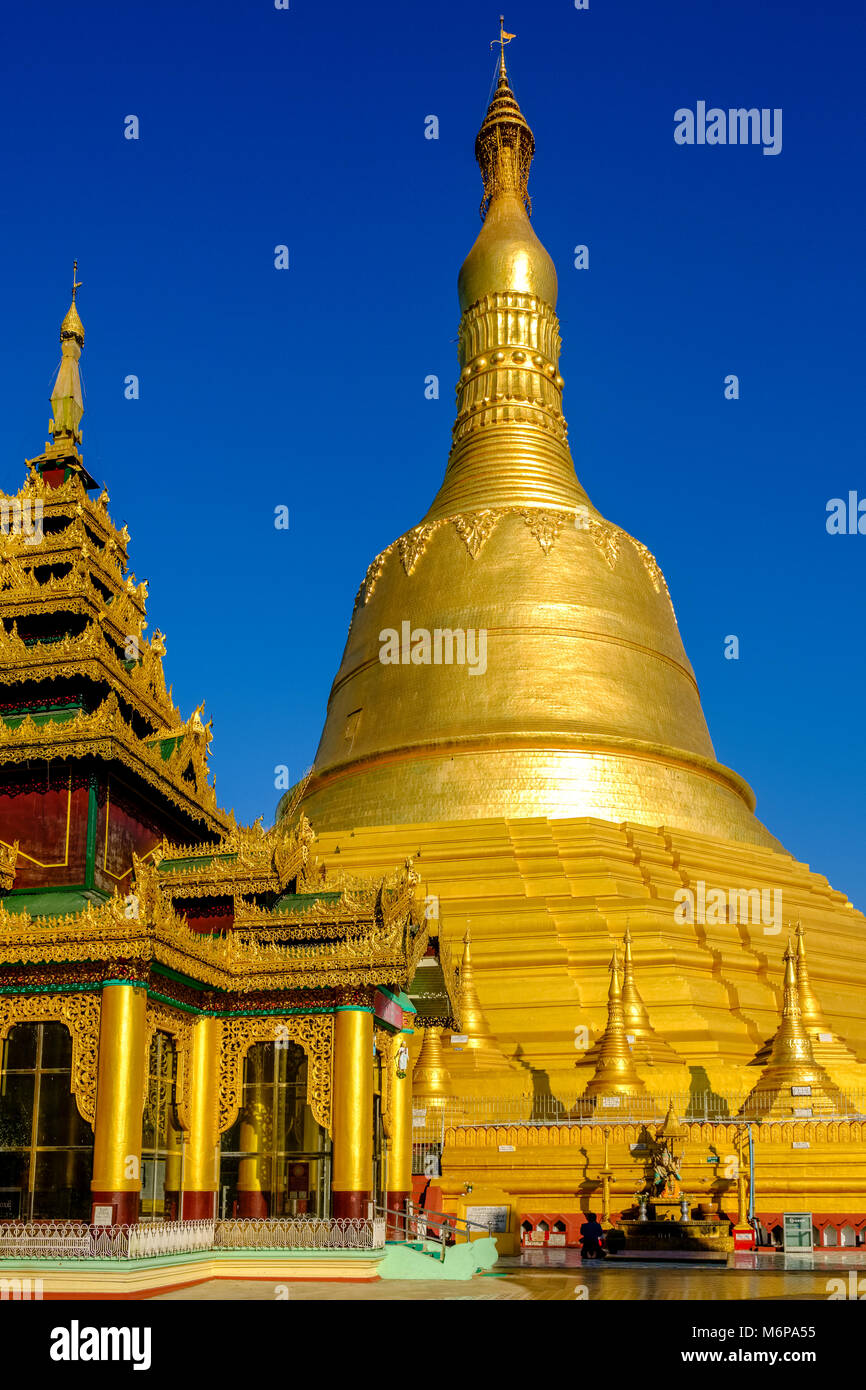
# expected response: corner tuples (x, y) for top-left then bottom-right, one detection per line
(0, 772), (89, 889)
(96, 775), (176, 893)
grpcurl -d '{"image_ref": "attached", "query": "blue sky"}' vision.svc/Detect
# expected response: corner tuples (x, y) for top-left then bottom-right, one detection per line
(2, 0), (864, 906)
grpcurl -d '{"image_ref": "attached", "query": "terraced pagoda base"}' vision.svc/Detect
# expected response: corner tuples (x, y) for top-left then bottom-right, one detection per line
(0, 1249), (386, 1299)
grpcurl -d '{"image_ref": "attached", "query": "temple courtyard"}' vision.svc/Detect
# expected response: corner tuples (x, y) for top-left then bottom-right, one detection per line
(152, 1249), (866, 1300)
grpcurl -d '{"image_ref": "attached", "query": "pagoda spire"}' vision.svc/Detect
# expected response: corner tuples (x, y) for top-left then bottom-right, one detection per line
(752, 922), (859, 1068)
(491, 15), (517, 80)
(412, 1026), (452, 1111)
(742, 939), (845, 1119)
(447, 928), (513, 1071)
(621, 923), (652, 1035)
(583, 946), (645, 1103)
(26, 266), (97, 489)
(50, 261), (86, 445)
(582, 925), (683, 1067)
(421, 43), (589, 522)
(795, 922), (829, 1033)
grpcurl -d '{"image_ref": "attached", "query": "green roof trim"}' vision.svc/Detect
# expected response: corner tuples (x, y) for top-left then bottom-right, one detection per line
(159, 853), (237, 873)
(271, 890), (342, 911)
(1, 707), (82, 731)
(0, 888), (110, 918)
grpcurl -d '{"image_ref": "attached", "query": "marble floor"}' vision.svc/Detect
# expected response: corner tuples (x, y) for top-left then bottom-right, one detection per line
(153, 1249), (866, 1301)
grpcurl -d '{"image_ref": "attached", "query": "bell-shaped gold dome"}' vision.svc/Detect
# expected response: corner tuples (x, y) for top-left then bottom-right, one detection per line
(292, 65), (779, 850)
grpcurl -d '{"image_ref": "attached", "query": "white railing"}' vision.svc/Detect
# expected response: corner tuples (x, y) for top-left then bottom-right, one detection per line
(214, 1217), (386, 1251)
(127, 1220), (215, 1258)
(0, 1222), (92, 1259)
(0, 1220), (215, 1260)
(0, 1217), (386, 1259)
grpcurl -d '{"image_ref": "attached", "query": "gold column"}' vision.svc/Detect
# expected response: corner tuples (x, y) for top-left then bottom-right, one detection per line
(181, 1015), (220, 1220)
(386, 1028), (414, 1229)
(332, 1007), (373, 1219)
(90, 983), (147, 1224)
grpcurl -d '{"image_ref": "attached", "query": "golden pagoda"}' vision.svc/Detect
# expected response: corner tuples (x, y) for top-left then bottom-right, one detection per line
(581, 947), (645, 1104)
(445, 929), (512, 1073)
(283, 40), (866, 1115)
(741, 940), (847, 1120)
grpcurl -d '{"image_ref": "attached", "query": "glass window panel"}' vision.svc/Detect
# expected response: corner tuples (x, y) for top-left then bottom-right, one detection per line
(3, 1024), (38, 1071)
(32, 1150), (92, 1221)
(39, 1023), (73, 1070)
(36, 1072), (91, 1147)
(0, 1151), (28, 1220)
(0, 1072), (35, 1148)
(220, 1117), (242, 1152)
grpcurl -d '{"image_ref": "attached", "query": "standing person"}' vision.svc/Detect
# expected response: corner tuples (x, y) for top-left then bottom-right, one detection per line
(580, 1211), (605, 1259)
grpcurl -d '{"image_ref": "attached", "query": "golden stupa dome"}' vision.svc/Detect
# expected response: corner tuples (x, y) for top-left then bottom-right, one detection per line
(291, 62), (779, 850)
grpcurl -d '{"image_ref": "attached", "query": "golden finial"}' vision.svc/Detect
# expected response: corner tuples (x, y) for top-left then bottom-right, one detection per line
(51, 266), (86, 442)
(490, 16), (517, 76)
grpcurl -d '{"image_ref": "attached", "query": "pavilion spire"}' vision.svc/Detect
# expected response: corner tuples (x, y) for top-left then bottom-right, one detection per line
(50, 261), (86, 445)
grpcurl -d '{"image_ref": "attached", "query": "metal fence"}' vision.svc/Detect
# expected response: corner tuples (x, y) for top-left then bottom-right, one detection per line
(0, 1217), (385, 1260)
(412, 1089), (866, 1134)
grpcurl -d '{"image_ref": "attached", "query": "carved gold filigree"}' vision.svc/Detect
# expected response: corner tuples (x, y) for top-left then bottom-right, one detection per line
(155, 813), (321, 903)
(11, 470), (129, 559)
(0, 840), (18, 892)
(436, 932), (462, 1033)
(628, 536), (674, 610)
(0, 991), (100, 1126)
(218, 1013), (334, 1136)
(452, 510), (503, 558)
(586, 517), (620, 569)
(0, 544), (145, 633)
(377, 1028), (399, 1143)
(0, 856), (429, 995)
(398, 524), (438, 576)
(518, 508), (567, 555)
(354, 544), (395, 609)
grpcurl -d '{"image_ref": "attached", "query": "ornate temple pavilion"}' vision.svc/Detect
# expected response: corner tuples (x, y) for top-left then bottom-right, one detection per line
(0, 285), (458, 1234)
